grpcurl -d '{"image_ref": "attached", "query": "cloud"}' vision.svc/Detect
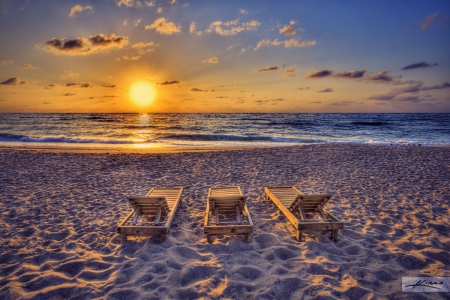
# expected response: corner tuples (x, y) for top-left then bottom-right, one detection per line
(318, 88), (334, 93)
(334, 70), (366, 78)
(116, 0), (142, 7)
(145, 1), (155, 7)
(60, 70), (79, 79)
(280, 20), (298, 35)
(0, 60), (13, 66)
(1, 77), (25, 85)
(284, 66), (295, 77)
(257, 66), (278, 72)
(191, 88), (207, 92)
(42, 33), (129, 55)
(19, 64), (36, 69)
(295, 87), (309, 90)
(254, 38), (316, 50)
(131, 41), (157, 54)
(158, 80), (180, 85)
(396, 96), (424, 103)
(202, 57), (219, 63)
(190, 22), (196, 33)
(205, 19), (259, 36)
(367, 94), (396, 100)
(122, 55), (141, 60)
(366, 69), (399, 82)
(401, 61), (438, 70)
(422, 82), (450, 90)
(306, 69), (333, 78)
(421, 12), (441, 29)
(66, 82), (93, 88)
(44, 84), (57, 89)
(64, 93), (76, 96)
(103, 85), (116, 88)
(391, 82), (423, 93)
(242, 20), (260, 30)
(157, 0), (176, 13)
(145, 18), (181, 35)
(69, 5), (93, 17)
(134, 19), (141, 27)
(240, 9), (248, 15)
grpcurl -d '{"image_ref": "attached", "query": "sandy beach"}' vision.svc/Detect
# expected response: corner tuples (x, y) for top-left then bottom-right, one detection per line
(0, 144), (449, 299)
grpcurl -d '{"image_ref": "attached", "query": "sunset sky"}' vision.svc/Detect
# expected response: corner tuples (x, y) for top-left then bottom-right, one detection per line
(0, 0), (449, 113)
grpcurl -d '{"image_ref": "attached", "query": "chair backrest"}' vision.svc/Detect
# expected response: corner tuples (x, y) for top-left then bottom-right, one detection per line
(127, 196), (170, 215)
(289, 194), (332, 213)
(208, 195), (246, 213)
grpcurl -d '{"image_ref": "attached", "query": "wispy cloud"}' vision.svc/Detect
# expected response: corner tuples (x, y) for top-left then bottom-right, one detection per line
(157, 0), (176, 13)
(202, 57), (219, 64)
(306, 69), (333, 78)
(134, 19), (141, 27)
(280, 20), (298, 35)
(66, 82), (93, 88)
(421, 12), (441, 29)
(68, 5), (93, 17)
(284, 66), (295, 77)
(122, 55), (140, 60)
(190, 22), (196, 33)
(116, 0), (142, 8)
(0, 60), (13, 66)
(191, 87), (207, 92)
(158, 80), (180, 85)
(19, 64), (36, 69)
(365, 69), (399, 82)
(334, 70), (366, 78)
(60, 70), (79, 79)
(254, 38), (316, 50)
(367, 94), (396, 100)
(256, 66), (278, 72)
(145, 18), (181, 35)
(318, 88), (333, 93)
(422, 82), (450, 90)
(131, 41), (157, 54)
(103, 85), (116, 88)
(42, 33), (129, 55)
(64, 93), (76, 96)
(401, 61), (438, 70)
(240, 9), (248, 15)
(205, 19), (260, 36)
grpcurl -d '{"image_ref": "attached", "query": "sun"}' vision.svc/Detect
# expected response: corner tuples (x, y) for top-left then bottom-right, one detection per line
(129, 82), (156, 107)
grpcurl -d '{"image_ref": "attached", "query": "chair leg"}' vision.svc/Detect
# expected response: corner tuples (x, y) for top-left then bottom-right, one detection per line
(244, 233), (249, 242)
(161, 234), (166, 242)
(121, 233), (127, 243)
(295, 230), (302, 242)
(207, 234), (212, 243)
(331, 230), (338, 242)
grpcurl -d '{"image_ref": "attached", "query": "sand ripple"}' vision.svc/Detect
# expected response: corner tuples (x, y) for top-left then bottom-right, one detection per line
(0, 145), (449, 299)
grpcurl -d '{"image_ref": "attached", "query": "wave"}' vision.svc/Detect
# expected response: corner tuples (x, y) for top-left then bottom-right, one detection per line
(0, 133), (144, 144)
(351, 121), (389, 126)
(160, 133), (317, 143)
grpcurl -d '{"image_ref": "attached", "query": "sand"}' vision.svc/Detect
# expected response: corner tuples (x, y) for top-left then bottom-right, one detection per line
(0, 144), (449, 299)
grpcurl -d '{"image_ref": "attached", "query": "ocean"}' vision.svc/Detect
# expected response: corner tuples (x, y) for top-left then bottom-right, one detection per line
(0, 113), (449, 149)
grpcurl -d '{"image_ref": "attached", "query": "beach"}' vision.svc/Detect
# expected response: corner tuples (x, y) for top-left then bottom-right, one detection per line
(0, 144), (449, 299)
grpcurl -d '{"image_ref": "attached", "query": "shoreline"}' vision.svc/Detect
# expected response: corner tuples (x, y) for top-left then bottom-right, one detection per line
(0, 142), (447, 154)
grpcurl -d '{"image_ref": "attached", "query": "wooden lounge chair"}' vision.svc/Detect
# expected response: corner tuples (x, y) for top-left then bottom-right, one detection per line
(117, 187), (183, 243)
(264, 186), (343, 242)
(204, 186), (253, 242)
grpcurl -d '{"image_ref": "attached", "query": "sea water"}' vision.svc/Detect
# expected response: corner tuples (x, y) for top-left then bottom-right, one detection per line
(0, 113), (449, 149)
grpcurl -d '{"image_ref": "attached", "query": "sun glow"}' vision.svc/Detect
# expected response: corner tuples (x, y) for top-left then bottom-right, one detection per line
(130, 82), (156, 107)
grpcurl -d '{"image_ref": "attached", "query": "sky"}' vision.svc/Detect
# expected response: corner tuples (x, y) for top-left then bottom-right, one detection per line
(0, 0), (449, 113)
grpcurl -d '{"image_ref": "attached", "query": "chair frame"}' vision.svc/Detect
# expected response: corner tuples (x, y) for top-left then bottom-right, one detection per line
(264, 186), (343, 242)
(204, 186), (253, 242)
(117, 187), (183, 243)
